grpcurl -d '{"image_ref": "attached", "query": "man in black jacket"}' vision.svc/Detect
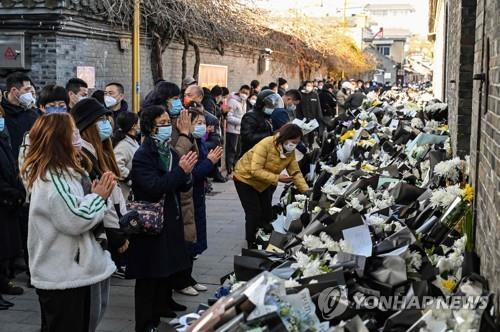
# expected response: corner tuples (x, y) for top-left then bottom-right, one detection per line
(239, 90), (276, 156)
(1, 72), (39, 160)
(318, 83), (337, 118)
(296, 81), (323, 147)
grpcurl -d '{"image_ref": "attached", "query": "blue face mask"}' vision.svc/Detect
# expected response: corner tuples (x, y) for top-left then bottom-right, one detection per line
(154, 125), (172, 143)
(192, 124), (207, 139)
(45, 105), (67, 114)
(169, 99), (183, 116)
(263, 107), (274, 115)
(0, 118), (4, 132)
(97, 120), (113, 141)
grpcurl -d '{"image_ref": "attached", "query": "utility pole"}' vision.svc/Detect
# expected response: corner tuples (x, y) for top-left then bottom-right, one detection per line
(343, 0), (347, 28)
(132, 0), (141, 113)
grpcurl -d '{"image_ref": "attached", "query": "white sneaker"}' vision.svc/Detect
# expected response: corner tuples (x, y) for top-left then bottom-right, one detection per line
(193, 283), (208, 292)
(177, 286), (199, 296)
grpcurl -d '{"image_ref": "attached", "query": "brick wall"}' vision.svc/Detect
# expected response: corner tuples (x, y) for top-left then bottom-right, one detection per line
(28, 32), (300, 99)
(446, 0), (476, 158)
(470, 0), (500, 308)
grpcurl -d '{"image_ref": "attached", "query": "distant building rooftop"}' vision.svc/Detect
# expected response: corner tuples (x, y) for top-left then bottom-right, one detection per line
(364, 3), (415, 13)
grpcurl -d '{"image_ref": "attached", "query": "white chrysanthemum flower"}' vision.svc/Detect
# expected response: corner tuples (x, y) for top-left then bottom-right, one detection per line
(411, 117), (424, 129)
(320, 162), (356, 177)
(302, 259), (323, 278)
(425, 102), (448, 113)
(312, 206), (322, 214)
(383, 221), (404, 233)
(322, 182), (347, 196)
(403, 250), (422, 273)
(424, 119), (440, 132)
(302, 234), (324, 250)
(319, 232), (346, 252)
(284, 278), (301, 288)
(350, 197), (363, 212)
(453, 235), (467, 254)
(295, 194), (307, 202)
(430, 184), (464, 210)
(434, 157), (462, 182)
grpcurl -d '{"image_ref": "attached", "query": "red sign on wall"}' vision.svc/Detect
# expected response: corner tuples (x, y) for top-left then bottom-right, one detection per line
(4, 47), (17, 60)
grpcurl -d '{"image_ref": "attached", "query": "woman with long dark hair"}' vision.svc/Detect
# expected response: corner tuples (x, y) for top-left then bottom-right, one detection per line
(70, 98), (129, 330)
(21, 113), (116, 332)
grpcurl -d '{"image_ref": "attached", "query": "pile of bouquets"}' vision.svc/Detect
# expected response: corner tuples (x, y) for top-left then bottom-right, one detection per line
(182, 89), (498, 332)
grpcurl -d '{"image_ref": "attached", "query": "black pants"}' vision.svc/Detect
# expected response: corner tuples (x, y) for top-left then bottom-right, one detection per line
(234, 180), (275, 246)
(225, 133), (240, 174)
(36, 286), (90, 332)
(134, 278), (170, 332)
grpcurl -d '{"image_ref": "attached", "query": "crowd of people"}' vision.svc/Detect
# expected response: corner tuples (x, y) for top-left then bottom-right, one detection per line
(0, 71), (385, 332)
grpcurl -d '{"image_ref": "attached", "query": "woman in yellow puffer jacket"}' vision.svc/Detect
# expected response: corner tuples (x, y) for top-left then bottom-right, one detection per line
(233, 123), (309, 248)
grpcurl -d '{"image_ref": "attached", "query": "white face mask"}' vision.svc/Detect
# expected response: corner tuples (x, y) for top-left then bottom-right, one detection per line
(19, 92), (36, 108)
(305, 86), (313, 93)
(240, 93), (248, 101)
(283, 142), (297, 153)
(104, 95), (118, 108)
(249, 99), (256, 106)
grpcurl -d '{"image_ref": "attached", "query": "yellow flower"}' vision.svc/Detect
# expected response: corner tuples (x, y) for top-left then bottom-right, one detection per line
(361, 163), (377, 172)
(340, 129), (356, 143)
(441, 278), (457, 292)
(357, 139), (376, 147)
(462, 183), (474, 203)
(437, 124), (449, 131)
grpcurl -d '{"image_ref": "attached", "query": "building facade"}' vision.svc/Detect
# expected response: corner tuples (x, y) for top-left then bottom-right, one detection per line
(429, 0), (500, 308)
(0, 1), (301, 97)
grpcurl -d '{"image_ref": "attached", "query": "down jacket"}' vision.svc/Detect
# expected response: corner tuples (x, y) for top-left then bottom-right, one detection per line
(234, 135), (308, 193)
(226, 93), (247, 134)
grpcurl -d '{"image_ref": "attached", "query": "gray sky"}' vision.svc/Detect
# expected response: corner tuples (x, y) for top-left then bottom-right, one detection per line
(253, 0), (429, 36)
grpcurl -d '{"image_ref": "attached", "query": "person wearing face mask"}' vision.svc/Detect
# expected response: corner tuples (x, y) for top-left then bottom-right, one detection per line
(226, 85), (250, 175)
(65, 78), (89, 111)
(318, 83), (337, 125)
(71, 98), (129, 331)
(112, 111), (140, 200)
(239, 90), (277, 157)
(18, 84), (70, 174)
(271, 89), (302, 131)
(13, 84), (70, 290)
(336, 81), (352, 116)
(1, 73), (39, 161)
(234, 123), (309, 248)
(277, 77), (288, 97)
(0, 105), (26, 305)
(128, 105), (197, 331)
(247, 93), (258, 111)
(20, 113), (116, 332)
(104, 82), (129, 123)
(172, 107), (223, 297)
(296, 80), (324, 147)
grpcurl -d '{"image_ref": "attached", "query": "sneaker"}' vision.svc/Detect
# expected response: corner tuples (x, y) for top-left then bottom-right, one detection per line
(1, 282), (24, 296)
(176, 286), (199, 296)
(193, 283), (208, 292)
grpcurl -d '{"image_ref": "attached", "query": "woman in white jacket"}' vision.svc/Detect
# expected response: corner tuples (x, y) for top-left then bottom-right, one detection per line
(112, 111), (140, 200)
(225, 85), (250, 174)
(21, 113), (116, 332)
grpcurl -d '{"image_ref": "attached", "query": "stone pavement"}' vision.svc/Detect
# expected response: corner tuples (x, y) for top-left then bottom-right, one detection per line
(0, 180), (251, 332)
